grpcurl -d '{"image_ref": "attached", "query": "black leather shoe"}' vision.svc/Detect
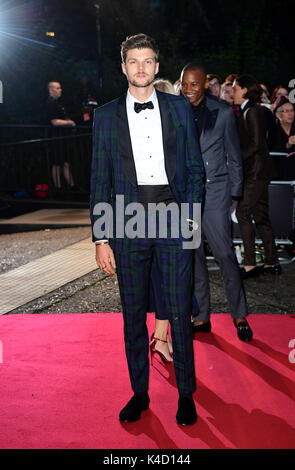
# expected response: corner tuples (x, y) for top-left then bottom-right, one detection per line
(240, 266), (261, 279)
(176, 394), (197, 426)
(234, 319), (253, 342)
(119, 392), (150, 422)
(262, 264), (282, 275)
(192, 320), (211, 333)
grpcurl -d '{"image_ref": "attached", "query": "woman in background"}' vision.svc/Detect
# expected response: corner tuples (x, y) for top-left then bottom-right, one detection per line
(148, 78), (177, 363)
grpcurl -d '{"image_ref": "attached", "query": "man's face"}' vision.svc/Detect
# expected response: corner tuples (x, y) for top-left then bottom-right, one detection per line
(122, 48), (159, 88)
(276, 103), (295, 125)
(208, 78), (221, 97)
(181, 69), (206, 107)
(232, 81), (247, 105)
(49, 82), (62, 99)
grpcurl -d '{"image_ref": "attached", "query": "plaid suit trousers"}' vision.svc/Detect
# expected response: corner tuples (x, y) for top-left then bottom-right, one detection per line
(115, 235), (196, 396)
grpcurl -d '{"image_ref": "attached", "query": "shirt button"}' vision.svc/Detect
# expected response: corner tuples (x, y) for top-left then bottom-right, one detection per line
(206, 162), (209, 165)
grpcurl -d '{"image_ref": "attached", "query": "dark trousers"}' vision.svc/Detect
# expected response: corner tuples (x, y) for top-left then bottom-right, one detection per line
(192, 208), (247, 321)
(115, 236), (196, 396)
(236, 179), (278, 266)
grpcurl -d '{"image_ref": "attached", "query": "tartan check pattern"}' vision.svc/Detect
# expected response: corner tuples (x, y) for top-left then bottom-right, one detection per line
(90, 91), (203, 394)
(90, 92), (204, 250)
(115, 237), (196, 395)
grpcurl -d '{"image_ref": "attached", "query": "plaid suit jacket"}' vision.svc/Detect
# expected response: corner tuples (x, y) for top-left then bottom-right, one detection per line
(90, 89), (204, 251)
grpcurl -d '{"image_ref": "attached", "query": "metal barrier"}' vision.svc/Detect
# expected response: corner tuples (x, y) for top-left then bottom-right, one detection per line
(0, 125), (92, 199)
(269, 151), (295, 181)
(0, 129), (294, 202)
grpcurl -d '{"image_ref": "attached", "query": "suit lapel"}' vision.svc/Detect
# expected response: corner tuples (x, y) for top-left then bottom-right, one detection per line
(116, 94), (138, 187)
(116, 90), (178, 187)
(199, 97), (219, 150)
(156, 90), (177, 182)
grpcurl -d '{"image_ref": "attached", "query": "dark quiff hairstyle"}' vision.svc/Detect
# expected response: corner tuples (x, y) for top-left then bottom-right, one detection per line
(120, 33), (159, 64)
(235, 74), (263, 102)
(181, 62), (207, 77)
(207, 73), (222, 84)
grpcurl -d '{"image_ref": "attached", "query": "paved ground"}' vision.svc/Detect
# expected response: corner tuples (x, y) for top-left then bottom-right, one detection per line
(0, 227), (294, 315)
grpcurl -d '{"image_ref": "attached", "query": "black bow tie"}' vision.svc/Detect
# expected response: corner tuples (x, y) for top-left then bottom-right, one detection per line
(134, 101), (154, 113)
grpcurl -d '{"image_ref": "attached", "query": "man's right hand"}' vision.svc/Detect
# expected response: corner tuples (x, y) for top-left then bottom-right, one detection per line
(95, 243), (116, 275)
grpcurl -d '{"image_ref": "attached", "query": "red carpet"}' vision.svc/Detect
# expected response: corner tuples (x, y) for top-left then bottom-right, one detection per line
(0, 313), (294, 449)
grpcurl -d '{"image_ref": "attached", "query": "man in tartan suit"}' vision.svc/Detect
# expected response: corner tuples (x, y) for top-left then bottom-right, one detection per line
(90, 34), (204, 425)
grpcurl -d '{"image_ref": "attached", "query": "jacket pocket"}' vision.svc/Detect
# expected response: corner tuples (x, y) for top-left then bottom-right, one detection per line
(215, 172), (229, 177)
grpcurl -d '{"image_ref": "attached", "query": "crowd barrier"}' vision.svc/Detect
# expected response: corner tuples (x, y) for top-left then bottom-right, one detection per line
(0, 125), (92, 199)
(0, 130), (294, 246)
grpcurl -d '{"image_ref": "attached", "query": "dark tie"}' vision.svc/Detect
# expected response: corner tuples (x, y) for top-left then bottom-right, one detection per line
(134, 101), (154, 113)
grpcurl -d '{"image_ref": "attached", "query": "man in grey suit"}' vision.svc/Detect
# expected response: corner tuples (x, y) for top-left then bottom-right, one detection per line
(181, 63), (253, 342)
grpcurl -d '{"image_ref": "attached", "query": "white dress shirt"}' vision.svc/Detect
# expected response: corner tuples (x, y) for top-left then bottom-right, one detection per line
(126, 89), (169, 185)
(241, 99), (249, 110)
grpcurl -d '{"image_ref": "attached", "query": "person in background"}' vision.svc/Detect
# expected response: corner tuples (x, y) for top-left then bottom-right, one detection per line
(272, 96), (295, 154)
(225, 74), (241, 117)
(270, 96), (295, 180)
(73, 76), (99, 125)
(173, 79), (181, 95)
(153, 78), (175, 95)
(220, 82), (234, 106)
(153, 63), (253, 343)
(181, 63), (251, 342)
(149, 78), (177, 363)
(207, 73), (222, 98)
(233, 75), (280, 278)
(46, 81), (76, 190)
(270, 84), (289, 111)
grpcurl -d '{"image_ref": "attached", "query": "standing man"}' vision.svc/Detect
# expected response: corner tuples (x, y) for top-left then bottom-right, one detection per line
(90, 34), (204, 425)
(233, 75), (280, 276)
(180, 63), (253, 342)
(46, 81), (76, 190)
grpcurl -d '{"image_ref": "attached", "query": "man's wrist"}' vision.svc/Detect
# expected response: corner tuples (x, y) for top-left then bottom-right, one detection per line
(95, 240), (109, 245)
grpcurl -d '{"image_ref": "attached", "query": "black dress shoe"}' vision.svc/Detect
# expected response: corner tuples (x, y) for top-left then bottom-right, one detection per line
(119, 392), (150, 422)
(240, 266), (261, 279)
(262, 264), (282, 275)
(233, 319), (253, 342)
(192, 320), (211, 333)
(176, 394), (197, 426)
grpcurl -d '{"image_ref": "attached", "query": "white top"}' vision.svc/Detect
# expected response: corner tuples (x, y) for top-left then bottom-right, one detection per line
(126, 88), (169, 185)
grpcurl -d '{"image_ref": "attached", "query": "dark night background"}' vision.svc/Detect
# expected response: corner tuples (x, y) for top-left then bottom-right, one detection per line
(0, 0), (294, 123)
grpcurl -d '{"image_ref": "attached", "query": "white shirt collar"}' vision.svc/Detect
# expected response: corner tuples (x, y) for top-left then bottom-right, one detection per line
(241, 99), (249, 110)
(127, 88), (157, 108)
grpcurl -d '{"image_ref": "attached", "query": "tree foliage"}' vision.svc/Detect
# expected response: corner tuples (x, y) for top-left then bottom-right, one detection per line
(0, 0), (293, 123)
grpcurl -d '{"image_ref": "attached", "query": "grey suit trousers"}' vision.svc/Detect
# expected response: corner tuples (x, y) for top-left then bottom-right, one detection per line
(192, 208), (248, 321)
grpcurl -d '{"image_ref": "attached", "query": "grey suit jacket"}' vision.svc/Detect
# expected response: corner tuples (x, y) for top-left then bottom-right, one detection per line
(199, 95), (243, 210)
